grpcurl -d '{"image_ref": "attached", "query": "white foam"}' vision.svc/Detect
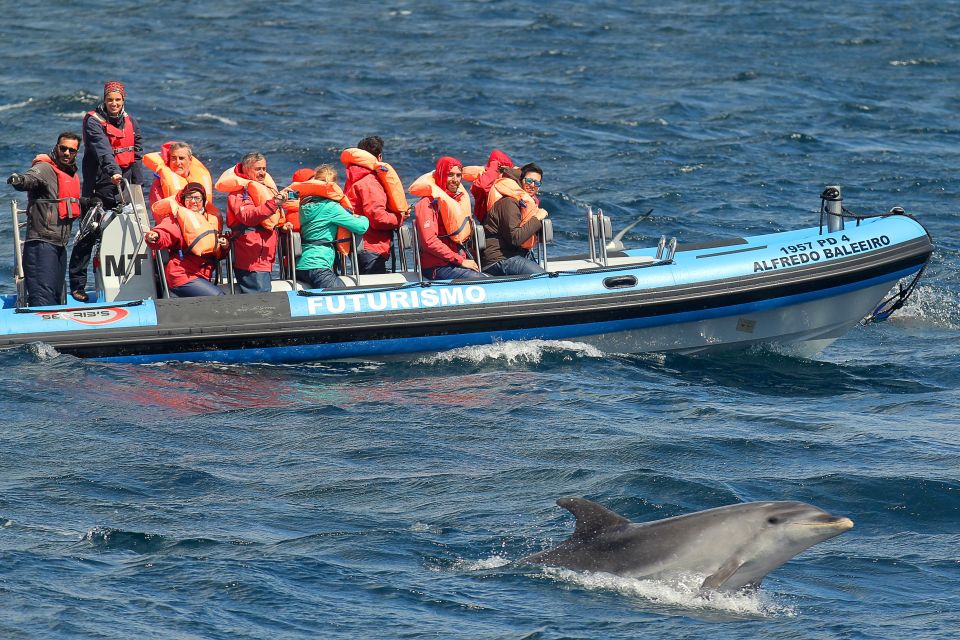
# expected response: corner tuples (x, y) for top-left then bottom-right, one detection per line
(886, 284), (960, 330)
(419, 339), (605, 365)
(28, 342), (60, 361)
(0, 98), (33, 112)
(196, 113), (238, 126)
(541, 568), (796, 617)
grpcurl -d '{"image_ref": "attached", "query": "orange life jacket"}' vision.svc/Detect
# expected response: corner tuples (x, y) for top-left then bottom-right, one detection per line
(214, 164), (282, 230)
(461, 165), (484, 182)
(167, 202), (221, 257)
(290, 179), (355, 256)
(281, 168), (318, 232)
(143, 148), (215, 209)
(340, 148), (409, 214)
(487, 177), (541, 249)
(85, 111), (136, 167)
(32, 154), (81, 219)
(408, 172), (473, 244)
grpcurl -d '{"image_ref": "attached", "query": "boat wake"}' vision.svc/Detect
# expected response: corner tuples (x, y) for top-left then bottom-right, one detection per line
(419, 340), (605, 365)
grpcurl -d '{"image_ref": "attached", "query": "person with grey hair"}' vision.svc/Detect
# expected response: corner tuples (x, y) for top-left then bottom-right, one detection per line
(219, 152), (288, 293)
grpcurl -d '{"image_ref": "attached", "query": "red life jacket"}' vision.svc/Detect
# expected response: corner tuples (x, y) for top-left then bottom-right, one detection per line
(86, 111), (136, 167)
(32, 154), (81, 219)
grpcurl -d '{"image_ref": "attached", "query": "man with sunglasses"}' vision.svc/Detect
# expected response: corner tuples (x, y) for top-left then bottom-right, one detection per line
(481, 165), (548, 277)
(7, 132), (100, 306)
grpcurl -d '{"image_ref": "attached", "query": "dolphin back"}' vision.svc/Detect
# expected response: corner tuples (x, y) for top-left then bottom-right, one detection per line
(521, 497), (632, 567)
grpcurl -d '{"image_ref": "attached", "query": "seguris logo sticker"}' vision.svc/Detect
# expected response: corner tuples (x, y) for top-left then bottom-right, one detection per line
(38, 308), (130, 325)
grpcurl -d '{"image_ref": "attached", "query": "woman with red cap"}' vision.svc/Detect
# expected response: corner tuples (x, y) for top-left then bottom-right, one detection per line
(70, 80), (144, 301)
(144, 183), (229, 297)
(80, 80), (143, 208)
(413, 157), (488, 281)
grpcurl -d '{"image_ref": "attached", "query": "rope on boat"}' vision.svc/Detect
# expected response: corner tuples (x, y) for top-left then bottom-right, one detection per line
(861, 262), (927, 325)
(14, 299), (145, 314)
(294, 258), (676, 297)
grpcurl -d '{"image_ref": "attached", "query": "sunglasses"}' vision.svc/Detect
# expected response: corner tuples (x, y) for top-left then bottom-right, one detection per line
(523, 177), (541, 187)
(58, 145), (79, 155)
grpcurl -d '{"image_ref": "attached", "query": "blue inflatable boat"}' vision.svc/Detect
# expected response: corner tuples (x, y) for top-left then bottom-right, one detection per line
(1, 185), (933, 364)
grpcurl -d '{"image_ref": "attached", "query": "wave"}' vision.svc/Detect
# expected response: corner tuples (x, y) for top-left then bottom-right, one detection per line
(195, 113), (238, 126)
(81, 526), (167, 553)
(0, 98), (34, 112)
(418, 339), (604, 365)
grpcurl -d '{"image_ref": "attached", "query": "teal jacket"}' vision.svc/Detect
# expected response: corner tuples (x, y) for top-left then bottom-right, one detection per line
(297, 198), (370, 271)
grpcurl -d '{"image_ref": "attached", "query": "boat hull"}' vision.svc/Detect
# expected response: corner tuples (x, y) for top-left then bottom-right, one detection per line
(0, 215), (933, 364)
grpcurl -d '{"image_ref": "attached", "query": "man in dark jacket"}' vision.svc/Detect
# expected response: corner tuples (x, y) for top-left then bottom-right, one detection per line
(7, 132), (99, 306)
(481, 167), (548, 277)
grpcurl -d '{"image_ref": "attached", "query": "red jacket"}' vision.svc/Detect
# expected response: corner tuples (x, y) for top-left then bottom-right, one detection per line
(146, 214), (222, 289)
(414, 196), (467, 270)
(345, 164), (403, 255)
(227, 191), (281, 272)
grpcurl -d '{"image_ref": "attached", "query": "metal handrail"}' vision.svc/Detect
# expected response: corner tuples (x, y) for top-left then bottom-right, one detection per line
(586, 207), (596, 263)
(11, 200), (26, 308)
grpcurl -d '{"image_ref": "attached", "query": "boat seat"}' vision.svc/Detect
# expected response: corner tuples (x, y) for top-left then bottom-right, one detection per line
(336, 273), (418, 288)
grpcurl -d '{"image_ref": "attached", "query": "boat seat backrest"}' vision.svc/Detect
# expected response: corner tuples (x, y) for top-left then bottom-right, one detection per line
(473, 223), (487, 250)
(291, 232), (302, 259)
(593, 213), (612, 239)
(541, 218), (554, 243)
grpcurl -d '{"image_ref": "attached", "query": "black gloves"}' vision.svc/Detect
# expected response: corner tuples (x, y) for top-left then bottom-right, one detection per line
(7, 173), (24, 187)
(80, 196), (102, 211)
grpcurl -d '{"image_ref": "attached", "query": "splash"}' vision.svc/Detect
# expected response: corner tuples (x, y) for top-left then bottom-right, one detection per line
(419, 340), (604, 365)
(28, 342), (60, 361)
(885, 284), (959, 330)
(540, 567), (796, 617)
(454, 556), (513, 571)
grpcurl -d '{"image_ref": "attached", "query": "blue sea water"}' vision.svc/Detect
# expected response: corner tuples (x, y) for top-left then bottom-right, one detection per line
(1, 1), (959, 638)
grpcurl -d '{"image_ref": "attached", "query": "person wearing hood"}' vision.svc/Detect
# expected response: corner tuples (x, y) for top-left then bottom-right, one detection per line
(7, 132), (100, 306)
(344, 135), (407, 274)
(70, 80), (144, 301)
(469, 149), (514, 222)
(413, 156), (488, 281)
(481, 166), (548, 277)
(144, 183), (229, 297)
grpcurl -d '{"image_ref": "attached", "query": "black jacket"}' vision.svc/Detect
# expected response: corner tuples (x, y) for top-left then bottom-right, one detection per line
(482, 195), (543, 266)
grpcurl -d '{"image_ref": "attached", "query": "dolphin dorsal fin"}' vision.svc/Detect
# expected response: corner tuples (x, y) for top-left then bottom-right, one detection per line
(558, 497), (631, 541)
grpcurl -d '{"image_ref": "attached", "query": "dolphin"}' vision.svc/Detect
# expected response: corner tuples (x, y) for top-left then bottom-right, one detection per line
(605, 209), (653, 252)
(522, 497), (854, 592)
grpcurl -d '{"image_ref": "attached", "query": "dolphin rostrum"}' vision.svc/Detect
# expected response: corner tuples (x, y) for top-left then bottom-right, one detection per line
(522, 497), (854, 592)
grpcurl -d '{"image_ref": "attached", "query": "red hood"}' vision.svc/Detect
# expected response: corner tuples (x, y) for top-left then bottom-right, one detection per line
(346, 163), (375, 182)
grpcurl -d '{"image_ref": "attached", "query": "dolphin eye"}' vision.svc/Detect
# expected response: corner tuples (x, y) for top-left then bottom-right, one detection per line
(767, 517), (781, 524)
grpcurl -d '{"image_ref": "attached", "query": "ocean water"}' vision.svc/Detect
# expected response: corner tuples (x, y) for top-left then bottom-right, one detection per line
(1, 1), (959, 638)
